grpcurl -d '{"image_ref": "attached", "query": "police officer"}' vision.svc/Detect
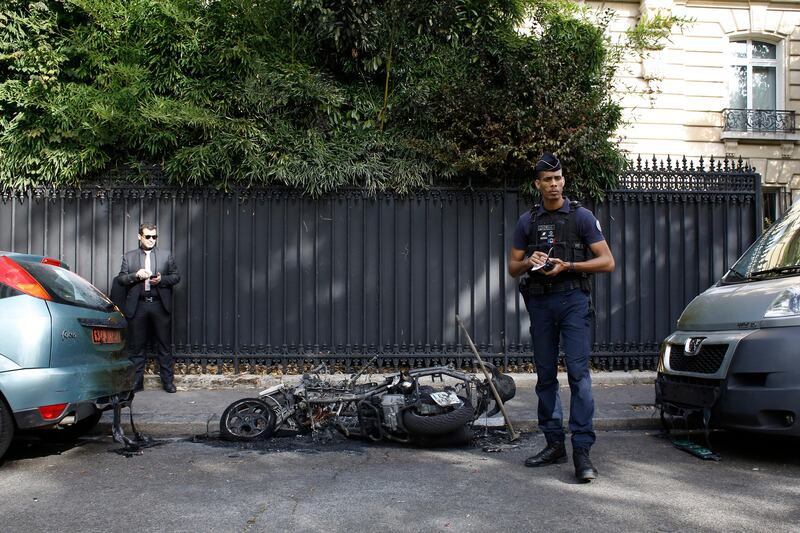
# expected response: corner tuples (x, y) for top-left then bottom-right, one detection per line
(508, 152), (615, 482)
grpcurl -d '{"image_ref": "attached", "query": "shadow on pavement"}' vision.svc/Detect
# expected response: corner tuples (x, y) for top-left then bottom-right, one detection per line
(653, 429), (800, 466)
(2, 432), (94, 462)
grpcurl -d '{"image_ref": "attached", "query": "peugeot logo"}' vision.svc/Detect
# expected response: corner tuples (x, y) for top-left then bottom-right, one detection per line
(683, 337), (706, 356)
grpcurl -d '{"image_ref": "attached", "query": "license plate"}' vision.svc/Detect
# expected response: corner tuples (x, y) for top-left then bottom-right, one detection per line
(657, 379), (719, 408)
(429, 391), (462, 407)
(92, 327), (122, 344)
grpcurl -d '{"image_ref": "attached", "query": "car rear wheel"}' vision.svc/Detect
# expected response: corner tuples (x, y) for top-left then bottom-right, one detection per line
(0, 398), (14, 460)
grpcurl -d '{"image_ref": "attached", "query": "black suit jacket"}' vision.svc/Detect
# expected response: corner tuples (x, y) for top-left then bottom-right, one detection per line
(118, 247), (180, 317)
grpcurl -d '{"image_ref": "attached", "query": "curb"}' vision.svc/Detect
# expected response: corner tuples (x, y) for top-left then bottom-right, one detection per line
(142, 374), (280, 391)
(143, 371), (659, 391)
(111, 371), (662, 439)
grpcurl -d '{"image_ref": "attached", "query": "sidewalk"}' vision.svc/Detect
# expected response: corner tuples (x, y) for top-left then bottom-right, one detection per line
(98, 371), (661, 437)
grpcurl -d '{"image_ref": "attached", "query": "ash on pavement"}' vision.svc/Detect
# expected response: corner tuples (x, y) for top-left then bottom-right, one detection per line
(191, 426), (537, 455)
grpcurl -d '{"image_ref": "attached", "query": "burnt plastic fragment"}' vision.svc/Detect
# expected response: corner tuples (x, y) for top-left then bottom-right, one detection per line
(672, 439), (721, 461)
(110, 394), (159, 457)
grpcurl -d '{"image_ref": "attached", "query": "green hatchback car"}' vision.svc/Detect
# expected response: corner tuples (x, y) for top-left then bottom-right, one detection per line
(0, 251), (133, 460)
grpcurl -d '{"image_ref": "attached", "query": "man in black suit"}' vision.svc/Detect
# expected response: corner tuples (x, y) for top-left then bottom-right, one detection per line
(118, 223), (181, 393)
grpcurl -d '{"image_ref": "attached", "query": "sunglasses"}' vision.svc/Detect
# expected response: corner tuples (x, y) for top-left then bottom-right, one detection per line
(141, 234), (158, 240)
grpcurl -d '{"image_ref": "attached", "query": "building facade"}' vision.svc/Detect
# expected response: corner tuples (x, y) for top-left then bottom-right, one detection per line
(585, 0), (800, 222)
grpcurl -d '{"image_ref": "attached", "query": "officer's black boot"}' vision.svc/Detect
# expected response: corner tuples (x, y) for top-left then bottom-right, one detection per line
(524, 441), (567, 467)
(573, 447), (598, 482)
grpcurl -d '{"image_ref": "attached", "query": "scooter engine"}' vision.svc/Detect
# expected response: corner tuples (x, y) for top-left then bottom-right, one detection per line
(381, 394), (407, 432)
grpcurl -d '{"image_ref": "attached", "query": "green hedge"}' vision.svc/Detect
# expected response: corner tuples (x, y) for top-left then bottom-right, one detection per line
(0, 0), (636, 197)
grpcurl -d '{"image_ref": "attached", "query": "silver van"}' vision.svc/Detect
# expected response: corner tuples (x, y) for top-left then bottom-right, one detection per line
(656, 200), (800, 436)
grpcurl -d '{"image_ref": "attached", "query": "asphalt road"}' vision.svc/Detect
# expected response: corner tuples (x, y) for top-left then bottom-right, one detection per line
(1, 429), (799, 532)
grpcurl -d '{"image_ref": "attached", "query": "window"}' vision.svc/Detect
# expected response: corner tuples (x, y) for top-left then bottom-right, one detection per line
(16, 261), (114, 312)
(729, 39), (778, 111)
(723, 39), (796, 134)
(763, 187), (792, 229)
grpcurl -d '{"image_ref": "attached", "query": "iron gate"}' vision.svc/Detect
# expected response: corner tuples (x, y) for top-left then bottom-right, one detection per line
(0, 156), (760, 371)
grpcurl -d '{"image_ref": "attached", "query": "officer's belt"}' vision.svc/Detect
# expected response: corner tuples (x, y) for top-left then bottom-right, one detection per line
(526, 279), (583, 295)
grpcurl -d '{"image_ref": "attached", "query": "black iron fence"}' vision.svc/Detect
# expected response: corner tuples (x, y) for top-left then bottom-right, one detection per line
(0, 156), (760, 371)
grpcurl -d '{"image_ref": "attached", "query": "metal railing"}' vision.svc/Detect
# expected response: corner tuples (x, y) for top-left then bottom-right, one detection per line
(722, 108), (796, 133)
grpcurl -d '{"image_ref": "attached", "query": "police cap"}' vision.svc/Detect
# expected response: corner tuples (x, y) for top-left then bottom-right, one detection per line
(534, 152), (561, 177)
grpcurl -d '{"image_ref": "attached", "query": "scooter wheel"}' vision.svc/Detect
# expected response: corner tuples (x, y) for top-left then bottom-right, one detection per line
(402, 397), (474, 436)
(220, 398), (277, 441)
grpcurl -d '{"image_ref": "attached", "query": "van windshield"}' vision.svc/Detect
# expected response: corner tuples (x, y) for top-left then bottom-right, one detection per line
(724, 203), (800, 283)
(17, 260), (115, 312)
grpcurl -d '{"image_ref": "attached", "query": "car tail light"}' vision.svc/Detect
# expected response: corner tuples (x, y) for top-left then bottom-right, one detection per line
(38, 403), (68, 420)
(40, 257), (62, 267)
(0, 256), (52, 300)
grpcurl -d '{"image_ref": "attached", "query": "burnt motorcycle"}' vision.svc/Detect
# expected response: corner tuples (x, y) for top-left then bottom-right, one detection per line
(219, 362), (516, 444)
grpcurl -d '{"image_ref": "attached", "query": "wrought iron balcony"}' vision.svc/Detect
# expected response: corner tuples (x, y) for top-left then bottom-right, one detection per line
(723, 108), (796, 133)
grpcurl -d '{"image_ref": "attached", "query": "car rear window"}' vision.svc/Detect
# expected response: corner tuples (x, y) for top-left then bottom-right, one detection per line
(16, 261), (114, 312)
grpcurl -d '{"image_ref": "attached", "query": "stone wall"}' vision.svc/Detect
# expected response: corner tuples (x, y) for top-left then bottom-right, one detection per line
(582, 0), (800, 203)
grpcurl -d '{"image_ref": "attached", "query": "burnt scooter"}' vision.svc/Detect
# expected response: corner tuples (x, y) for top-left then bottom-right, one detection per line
(219, 360), (516, 444)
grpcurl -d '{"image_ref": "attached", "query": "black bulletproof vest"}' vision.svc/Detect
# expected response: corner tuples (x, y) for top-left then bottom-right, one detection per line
(525, 200), (590, 285)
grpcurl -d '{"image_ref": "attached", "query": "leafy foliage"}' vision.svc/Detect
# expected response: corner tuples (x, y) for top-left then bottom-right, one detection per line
(625, 12), (693, 54)
(0, 0), (639, 198)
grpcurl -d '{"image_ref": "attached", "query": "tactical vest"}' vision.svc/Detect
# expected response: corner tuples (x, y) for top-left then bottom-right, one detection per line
(519, 200), (592, 296)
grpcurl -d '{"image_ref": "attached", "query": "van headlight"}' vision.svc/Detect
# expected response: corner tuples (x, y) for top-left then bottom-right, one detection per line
(764, 287), (800, 318)
(657, 342), (669, 373)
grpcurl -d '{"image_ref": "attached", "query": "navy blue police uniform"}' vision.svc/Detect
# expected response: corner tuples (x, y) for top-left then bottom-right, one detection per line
(512, 198), (605, 450)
